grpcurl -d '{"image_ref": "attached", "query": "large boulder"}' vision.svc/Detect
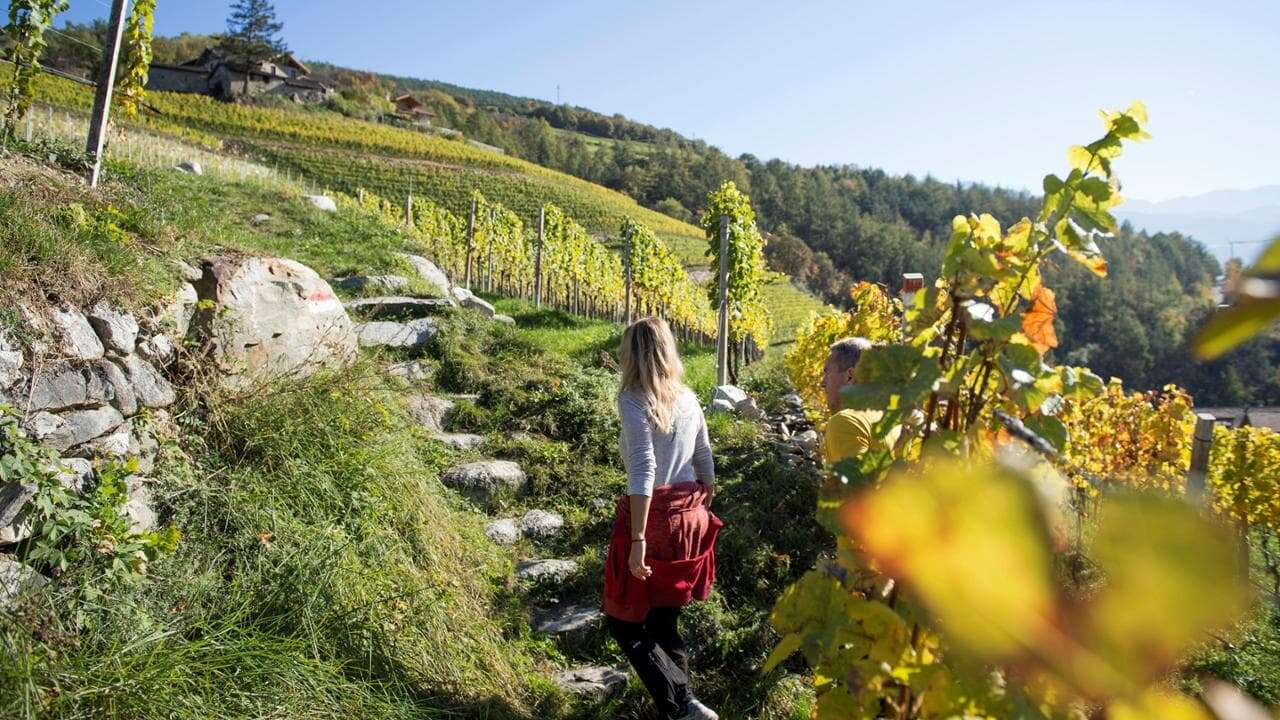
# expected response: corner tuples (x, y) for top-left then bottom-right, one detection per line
(331, 275), (410, 294)
(354, 319), (437, 350)
(450, 287), (496, 318)
(0, 556), (47, 609)
(192, 256), (357, 390)
(405, 393), (455, 434)
(442, 460), (526, 502)
(26, 406), (125, 452)
(397, 253), (453, 298)
(47, 304), (103, 360)
(87, 302), (139, 355)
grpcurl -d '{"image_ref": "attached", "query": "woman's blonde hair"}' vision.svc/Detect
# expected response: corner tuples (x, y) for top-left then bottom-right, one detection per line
(619, 316), (685, 433)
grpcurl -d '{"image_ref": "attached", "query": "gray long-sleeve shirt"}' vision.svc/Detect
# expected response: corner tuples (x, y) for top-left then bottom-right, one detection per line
(618, 387), (715, 497)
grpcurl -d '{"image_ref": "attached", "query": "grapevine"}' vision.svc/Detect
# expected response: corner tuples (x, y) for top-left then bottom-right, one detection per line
(1, 0), (68, 137)
(770, 103), (1258, 719)
(116, 0), (157, 118)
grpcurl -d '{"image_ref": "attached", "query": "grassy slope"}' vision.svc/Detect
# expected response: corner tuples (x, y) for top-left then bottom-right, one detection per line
(23, 68), (827, 340)
(0, 151), (820, 719)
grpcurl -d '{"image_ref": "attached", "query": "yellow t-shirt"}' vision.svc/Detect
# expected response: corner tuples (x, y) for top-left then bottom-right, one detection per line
(822, 409), (896, 465)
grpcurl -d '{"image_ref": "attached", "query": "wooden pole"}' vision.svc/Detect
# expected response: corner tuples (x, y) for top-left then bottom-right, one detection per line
(623, 225), (634, 326)
(85, 0), (128, 188)
(715, 215), (731, 387)
(1187, 413), (1215, 502)
(465, 196), (476, 290)
(405, 191), (414, 226)
(487, 207), (496, 293)
(535, 207), (545, 308)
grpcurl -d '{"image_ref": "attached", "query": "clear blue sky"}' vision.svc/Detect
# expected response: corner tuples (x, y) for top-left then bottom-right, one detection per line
(62, 0), (1278, 202)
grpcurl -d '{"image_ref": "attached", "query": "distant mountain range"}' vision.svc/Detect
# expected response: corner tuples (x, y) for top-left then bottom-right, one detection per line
(1116, 186), (1280, 265)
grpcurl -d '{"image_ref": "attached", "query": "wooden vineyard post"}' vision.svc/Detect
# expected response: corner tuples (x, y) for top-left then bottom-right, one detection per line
(465, 196), (476, 291)
(85, 0), (128, 187)
(715, 215), (731, 387)
(487, 207), (496, 293)
(358, 188), (365, 205)
(623, 225), (634, 326)
(405, 191), (414, 226)
(1187, 413), (1215, 502)
(535, 207), (545, 308)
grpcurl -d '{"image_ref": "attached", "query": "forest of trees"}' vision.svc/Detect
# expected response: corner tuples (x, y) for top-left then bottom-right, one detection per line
(27, 26), (1276, 406)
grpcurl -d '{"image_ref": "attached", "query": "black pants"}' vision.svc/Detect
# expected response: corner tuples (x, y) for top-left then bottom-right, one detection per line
(607, 607), (689, 719)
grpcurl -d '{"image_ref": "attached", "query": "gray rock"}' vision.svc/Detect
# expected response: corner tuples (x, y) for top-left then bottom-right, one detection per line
(443, 460), (527, 502)
(554, 666), (628, 700)
(783, 392), (805, 409)
(96, 358), (137, 416)
(354, 319), (437, 350)
(332, 275), (411, 293)
(707, 398), (735, 414)
(345, 296), (453, 319)
(795, 429), (819, 452)
(492, 314), (516, 325)
(520, 509), (565, 539)
(386, 360), (433, 383)
(250, 213), (272, 225)
(713, 385), (749, 407)
(27, 406), (125, 452)
(48, 304), (104, 360)
(26, 361), (114, 412)
(450, 287), (496, 318)
(174, 160), (203, 175)
(122, 477), (156, 533)
(173, 260), (203, 282)
(397, 253), (452, 298)
(304, 194), (337, 212)
(514, 558), (578, 583)
(75, 422), (132, 459)
(0, 556), (47, 609)
(138, 334), (175, 365)
(406, 393), (455, 433)
(193, 257), (357, 390)
(114, 353), (175, 408)
(0, 482), (37, 532)
(533, 604), (603, 636)
(161, 282), (199, 338)
(485, 518), (520, 545)
(0, 332), (22, 389)
(87, 302), (139, 355)
(738, 398), (767, 421)
(0, 458), (94, 544)
(433, 432), (485, 450)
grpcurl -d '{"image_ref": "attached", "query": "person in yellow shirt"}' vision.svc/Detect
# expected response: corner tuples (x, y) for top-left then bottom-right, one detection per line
(820, 337), (896, 465)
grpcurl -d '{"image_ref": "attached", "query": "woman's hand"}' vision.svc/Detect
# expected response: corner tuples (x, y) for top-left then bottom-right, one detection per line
(629, 539), (652, 580)
(703, 482), (715, 509)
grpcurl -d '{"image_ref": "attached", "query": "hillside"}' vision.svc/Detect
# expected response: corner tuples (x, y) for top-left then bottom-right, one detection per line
(0, 147), (827, 719)
(1116, 186), (1280, 264)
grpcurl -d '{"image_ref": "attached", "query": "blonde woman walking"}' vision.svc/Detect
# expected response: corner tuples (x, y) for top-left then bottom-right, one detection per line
(603, 317), (722, 720)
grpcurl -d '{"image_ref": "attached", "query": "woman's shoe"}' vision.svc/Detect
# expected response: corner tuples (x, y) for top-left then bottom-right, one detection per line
(684, 697), (719, 720)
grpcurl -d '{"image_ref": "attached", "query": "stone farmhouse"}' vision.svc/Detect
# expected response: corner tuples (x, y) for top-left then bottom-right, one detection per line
(393, 94), (436, 127)
(147, 48), (332, 103)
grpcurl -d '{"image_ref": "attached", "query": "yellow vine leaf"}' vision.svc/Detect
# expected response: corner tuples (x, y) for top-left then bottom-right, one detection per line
(1021, 286), (1059, 356)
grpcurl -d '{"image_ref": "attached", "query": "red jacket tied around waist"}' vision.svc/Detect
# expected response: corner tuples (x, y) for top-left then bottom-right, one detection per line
(602, 481), (722, 623)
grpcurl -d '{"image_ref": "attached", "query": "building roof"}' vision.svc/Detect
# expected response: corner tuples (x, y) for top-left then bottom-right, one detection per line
(393, 94), (436, 116)
(1195, 406), (1280, 431)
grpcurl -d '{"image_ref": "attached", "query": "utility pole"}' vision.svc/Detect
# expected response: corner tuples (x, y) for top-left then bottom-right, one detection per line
(85, 0), (129, 188)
